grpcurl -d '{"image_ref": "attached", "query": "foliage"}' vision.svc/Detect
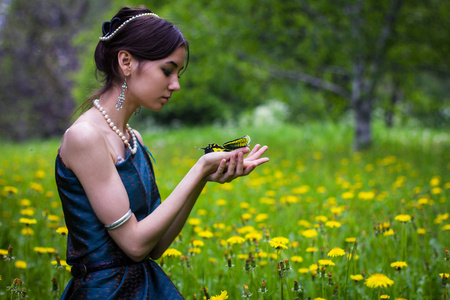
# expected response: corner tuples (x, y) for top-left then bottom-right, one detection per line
(0, 122), (449, 299)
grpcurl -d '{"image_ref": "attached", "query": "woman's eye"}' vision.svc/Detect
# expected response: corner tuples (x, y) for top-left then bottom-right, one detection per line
(162, 68), (172, 76)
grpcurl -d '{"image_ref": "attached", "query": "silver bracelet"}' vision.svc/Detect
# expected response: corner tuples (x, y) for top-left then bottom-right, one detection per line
(105, 209), (132, 231)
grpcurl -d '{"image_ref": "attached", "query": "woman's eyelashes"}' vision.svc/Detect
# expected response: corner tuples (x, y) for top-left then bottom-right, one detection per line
(162, 68), (173, 77)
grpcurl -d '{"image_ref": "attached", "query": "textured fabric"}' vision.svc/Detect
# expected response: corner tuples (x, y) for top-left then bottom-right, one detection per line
(55, 140), (184, 299)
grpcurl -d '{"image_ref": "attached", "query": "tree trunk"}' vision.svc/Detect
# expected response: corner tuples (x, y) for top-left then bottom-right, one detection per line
(354, 98), (372, 150)
(351, 62), (372, 151)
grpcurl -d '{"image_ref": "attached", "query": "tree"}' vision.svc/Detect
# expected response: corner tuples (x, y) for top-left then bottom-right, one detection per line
(0, 0), (107, 140)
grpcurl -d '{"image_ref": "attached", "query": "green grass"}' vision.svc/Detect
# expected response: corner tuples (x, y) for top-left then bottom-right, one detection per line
(0, 122), (449, 299)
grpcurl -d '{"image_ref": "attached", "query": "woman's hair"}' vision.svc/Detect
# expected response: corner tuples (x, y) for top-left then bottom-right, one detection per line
(79, 6), (189, 112)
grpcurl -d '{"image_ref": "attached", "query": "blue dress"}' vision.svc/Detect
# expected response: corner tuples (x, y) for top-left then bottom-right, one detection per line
(55, 140), (184, 299)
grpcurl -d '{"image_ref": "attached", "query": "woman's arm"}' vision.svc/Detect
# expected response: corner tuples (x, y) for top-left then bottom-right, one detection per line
(61, 124), (268, 262)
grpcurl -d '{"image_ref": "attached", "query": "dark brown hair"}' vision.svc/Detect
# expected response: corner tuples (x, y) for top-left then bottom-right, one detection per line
(78, 6), (189, 112)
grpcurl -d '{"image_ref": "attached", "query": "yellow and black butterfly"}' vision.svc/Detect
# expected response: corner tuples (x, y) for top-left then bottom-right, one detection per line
(202, 135), (251, 154)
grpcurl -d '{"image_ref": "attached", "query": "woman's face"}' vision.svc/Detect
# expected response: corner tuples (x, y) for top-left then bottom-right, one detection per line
(127, 46), (186, 111)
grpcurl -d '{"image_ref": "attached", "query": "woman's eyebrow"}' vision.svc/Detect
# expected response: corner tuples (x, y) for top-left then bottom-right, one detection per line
(165, 61), (179, 68)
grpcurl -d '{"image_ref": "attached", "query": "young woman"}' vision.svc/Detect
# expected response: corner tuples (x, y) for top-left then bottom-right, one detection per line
(55, 6), (269, 299)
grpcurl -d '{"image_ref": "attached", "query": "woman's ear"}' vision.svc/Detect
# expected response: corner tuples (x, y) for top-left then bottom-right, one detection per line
(117, 50), (133, 77)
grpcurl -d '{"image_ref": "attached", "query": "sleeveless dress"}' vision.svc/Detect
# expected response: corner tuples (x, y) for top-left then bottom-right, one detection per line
(55, 140), (184, 299)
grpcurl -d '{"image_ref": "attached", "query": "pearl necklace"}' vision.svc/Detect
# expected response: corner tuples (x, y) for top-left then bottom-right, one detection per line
(93, 99), (137, 155)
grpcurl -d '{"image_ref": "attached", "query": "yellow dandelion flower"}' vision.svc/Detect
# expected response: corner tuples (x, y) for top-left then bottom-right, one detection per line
(188, 247), (201, 254)
(442, 224), (450, 231)
(292, 185), (310, 194)
(21, 227), (34, 235)
(434, 213), (449, 224)
(209, 257), (217, 264)
(188, 218), (201, 226)
(298, 268), (309, 274)
(301, 229), (318, 238)
(383, 229), (395, 236)
(240, 202), (250, 209)
(20, 208), (35, 216)
(314, 297), (326, 300)
(29, 182), (44, 193)
(241, 213), (252, 221)
(236, 226), (255, 234)
(298, 220), (312, 227)
(431, 187), (442, 194)
(19, 199), (31, 206)
(342, 191), (354, 199)
(259, 197), (275, 205)
(0, 249), (8, 256)
(245, 231), (262, 241)
(255, 213), (268, 222)
(347, 253), (359, 260)
(33, 247), (47, 254)
(269, 253), (278, 259)
(417, 228), (426, 235)
(51, 260), (68, 266)
(210, 290), (228, 300)
(350, 274), (364, 281)
(227, 236), (245, 245)
(358, 191), (375, 200)
(364, 273), (394, 288)
(269, 240), (288, 250)
(47, 214), (60, 222)
(216, 199), (227, 206)
(325, 220), (342, 228)
(330, 206), (345, 215)
(309, 264), (318, 272)
(291, 256), (303, 263)
(56, 226), (68, 235)
(271, 236), (289, 245)
(197, 209), (207, 216)
(15, 260), (27, 269)
(3, 186), (19, 195)
(45, 247), (56, 254)
(380, 295), (390, 299)
(394, 298), (408, 300)
(394, 214), (411, 223)
(327, 247), (345, 257)
(306, 247), (318, 252)
(439, 273), (449, 279)
(19, 218), (37, 225)
(213, 223), (225, 230)
(192, 240), (204, 247)
(255, 251), (268, 259)
(345, 237), (357, 243)
(390, 261), (408, 270)
(197, 230), (213, 239)
(34, 170), (46, 179)
(318, 259), (335, 267)
(315, 215), (328, 223)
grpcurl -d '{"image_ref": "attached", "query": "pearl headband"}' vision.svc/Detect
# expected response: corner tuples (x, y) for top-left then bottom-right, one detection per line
(99, 13), (159, 41)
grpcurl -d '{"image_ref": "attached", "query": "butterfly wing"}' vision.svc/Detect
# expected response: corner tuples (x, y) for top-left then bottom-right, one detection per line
(202, 143), (227, 154)
(222, 135), (251, 150)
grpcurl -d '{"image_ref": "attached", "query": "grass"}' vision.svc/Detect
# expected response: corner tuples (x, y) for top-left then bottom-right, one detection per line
(0, 121), (449, 299)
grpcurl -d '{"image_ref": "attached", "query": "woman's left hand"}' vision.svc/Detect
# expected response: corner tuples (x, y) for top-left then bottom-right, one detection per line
(205, 144), (269, 184)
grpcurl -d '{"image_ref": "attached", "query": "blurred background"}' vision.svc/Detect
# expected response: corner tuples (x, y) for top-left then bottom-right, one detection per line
(0, 0), (448, 149)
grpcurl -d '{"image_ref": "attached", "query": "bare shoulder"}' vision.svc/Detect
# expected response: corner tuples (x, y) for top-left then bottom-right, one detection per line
(132, 128), (144, 145)
(60, 122), (108, 169)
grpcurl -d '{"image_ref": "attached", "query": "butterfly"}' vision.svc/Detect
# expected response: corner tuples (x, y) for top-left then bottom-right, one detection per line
(202, 135), (251, 154)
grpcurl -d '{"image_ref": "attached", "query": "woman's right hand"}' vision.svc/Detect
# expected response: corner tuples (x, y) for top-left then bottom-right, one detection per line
(202, 144), (269, 184)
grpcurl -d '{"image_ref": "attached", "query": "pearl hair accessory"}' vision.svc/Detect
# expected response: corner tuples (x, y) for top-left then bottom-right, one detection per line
(93, 99), (138, 155)
(99, 13), (159, 41)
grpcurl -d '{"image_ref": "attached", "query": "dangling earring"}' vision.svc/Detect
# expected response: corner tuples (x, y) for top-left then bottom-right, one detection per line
(116, 77), (127, 111)
(134, 106), (141, 115)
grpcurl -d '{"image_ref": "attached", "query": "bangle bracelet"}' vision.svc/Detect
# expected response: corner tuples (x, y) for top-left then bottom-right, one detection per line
(105, 209), (132, 231)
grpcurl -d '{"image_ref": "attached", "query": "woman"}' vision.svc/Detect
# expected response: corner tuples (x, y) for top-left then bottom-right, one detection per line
(55, 6), (269, 299)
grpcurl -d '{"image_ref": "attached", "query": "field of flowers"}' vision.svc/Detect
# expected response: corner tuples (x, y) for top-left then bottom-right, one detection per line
(0, 122), (449, 299)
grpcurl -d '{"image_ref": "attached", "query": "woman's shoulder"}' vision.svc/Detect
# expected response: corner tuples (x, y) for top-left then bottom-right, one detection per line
(59, 120), (108, 168)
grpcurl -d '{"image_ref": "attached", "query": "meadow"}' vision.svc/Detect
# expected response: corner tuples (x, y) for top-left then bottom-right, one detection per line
(0, 122), (449, 299)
